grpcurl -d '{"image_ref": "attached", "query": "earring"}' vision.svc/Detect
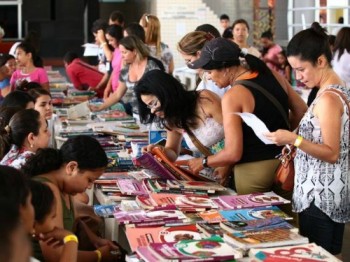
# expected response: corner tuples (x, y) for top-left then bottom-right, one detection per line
(30, 144), (34, 148)
(32, 229), (36, 238)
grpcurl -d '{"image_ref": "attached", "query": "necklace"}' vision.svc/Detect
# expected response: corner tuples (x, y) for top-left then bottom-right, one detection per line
(232, 69), (250, 83)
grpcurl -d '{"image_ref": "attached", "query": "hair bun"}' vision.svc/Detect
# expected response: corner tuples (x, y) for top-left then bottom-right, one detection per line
(311, 22), (327, 36)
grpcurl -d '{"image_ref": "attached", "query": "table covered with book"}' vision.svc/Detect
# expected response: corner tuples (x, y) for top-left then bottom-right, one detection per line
(51, 99), (340, 262)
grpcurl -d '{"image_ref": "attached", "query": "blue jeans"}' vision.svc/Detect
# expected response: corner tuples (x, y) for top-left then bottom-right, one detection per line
(299, 201), (345, 255)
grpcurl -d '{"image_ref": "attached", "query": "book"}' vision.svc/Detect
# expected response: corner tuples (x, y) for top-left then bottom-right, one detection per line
(196, 222), (224, 237)
(126, 224), (202, 252)
(220, 217), (296, 234)
(249, 243), (342, 262)
(166, 180), (227, 194)
(97, 111), (134, 122)
(198, 209), (225, 223)
(148, 236), (242, 261)
(93, 204), (119, 218)
(218, 191), (290, 210)
(137, 153), (178, 180)
(219, 206), (293, 221)
(116, 179), (148, 196)
(67, 101), (91, 120)
(223, 227), (309, 251)
(114, 208), (187, 226)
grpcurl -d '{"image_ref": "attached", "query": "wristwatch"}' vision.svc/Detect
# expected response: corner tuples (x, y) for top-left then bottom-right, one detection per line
(202, 156), (209, 168)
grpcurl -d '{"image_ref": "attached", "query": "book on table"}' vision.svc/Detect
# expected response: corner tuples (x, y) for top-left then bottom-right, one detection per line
(223, 227), (309, 251)
(249, 243), (342, 262)
(166, 180), (227, 194)
(217, 191), (290, 210)
(93, 204), (119, 218)
(219, 206), (293, 221)
(126, 224), (202, 252)
(139, 236), (242, 262)
(196, 222), (225, 238)
(220, 217), (296, 234)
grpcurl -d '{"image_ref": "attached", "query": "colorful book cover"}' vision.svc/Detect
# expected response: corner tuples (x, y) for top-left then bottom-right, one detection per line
(196, 222), (224, 237)
(126, 224), (202, 252)
(198, 209), (224, 223)
(219, 206), (292, 221)
(116, 179), (147, 196)
(175, 195), (218, 209)
(137, 153), (177, 180)
(114, 208), (187, 226)
(149, 236), (241, 261)
(249, 243), (341, 262)
(220, 217), (296, 234)
(223, 228), (309, 250)
(218, 191), (290, 210)
(167, 180), (227, 193)
(93, 204), (119, 218)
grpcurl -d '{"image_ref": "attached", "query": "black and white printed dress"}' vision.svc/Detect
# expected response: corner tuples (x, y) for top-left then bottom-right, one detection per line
(293, 85), (350, 223)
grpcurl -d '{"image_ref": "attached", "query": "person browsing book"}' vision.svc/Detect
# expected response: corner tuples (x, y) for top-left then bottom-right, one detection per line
(90, 35), (164, 116)
(186, 37), (307, 193)
(264, 22), (350, 259)
(136, 70), (228, 181)
(21, 136), (121, 262)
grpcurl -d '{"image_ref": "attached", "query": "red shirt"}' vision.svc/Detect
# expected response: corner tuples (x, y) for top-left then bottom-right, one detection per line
(65, 58), (105, 97)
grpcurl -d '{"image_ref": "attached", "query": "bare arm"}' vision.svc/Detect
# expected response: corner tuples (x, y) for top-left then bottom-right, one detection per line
(41, 82), (50, 92)
(265, 92), (343, 163)
(97, 30), (113, 61)
(92, 81), (127, 111)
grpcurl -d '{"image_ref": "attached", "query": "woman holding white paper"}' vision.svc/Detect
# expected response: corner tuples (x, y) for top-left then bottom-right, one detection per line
(186, 37), (307, 194)
(265, 22), (350, 258)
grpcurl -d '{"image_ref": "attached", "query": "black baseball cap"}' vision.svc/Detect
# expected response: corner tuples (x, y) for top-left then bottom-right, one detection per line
(188, 37), (241, 70)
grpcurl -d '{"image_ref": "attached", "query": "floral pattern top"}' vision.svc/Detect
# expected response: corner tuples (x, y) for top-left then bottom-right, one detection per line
(0, 145), (34, 169)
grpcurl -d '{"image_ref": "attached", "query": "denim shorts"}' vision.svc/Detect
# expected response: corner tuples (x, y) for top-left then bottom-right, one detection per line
(298, 201), (345, 255)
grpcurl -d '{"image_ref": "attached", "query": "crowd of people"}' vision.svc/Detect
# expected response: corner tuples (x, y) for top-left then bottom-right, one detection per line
(0, 8), (349, 262)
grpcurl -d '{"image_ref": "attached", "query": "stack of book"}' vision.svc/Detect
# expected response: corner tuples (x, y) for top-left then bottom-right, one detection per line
(136, 236), (242, 262)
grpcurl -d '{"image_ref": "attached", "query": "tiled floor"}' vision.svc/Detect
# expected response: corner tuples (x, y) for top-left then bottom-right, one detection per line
(342, 223), (350, 261)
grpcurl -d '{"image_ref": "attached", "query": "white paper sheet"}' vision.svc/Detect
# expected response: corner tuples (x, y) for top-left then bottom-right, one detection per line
(235, 112), (274, 144)
(82, 43), (99, 56)
(67, 101), (91, 120)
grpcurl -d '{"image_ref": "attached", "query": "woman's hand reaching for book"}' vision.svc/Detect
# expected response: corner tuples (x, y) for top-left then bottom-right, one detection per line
(213, 166), (232, 186)
(187, 157), (204, 174)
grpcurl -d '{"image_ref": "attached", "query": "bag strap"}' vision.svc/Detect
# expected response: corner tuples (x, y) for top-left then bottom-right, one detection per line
(323, 88), (350, 138)
(234, 80), (290, 129)
(186, 128), (213, 157)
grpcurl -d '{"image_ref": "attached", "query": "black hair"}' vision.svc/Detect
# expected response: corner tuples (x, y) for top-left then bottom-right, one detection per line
(2, 90), (35, 109)
(106, 24), (124, 45)
(16, 42), (43, 67)
(287, 22), (332, 65)
(220, 14), (230, 20)
(91, 19), (108, 34)
(0, 53), (15, 67)
(135, 70), (200, 131)
(30, 180), (55, 224)
(222, 28), (233, 39)
(0, 109), (41, 159)
(261, 30), (273, 40)
(109, 10), (125, 26)
(22, 135), (108, 177)
(63, 51), (79, 64)
(28, 87), (51, 102)
(333, 27), (350, 61)
(124, 23), (146, 43)
(0, 199), (21, 261)
(232, 18), (250, 32)
(0, 106), (22, 158)
(16, 81), (42, 92)
(0, 165), (30, 208)
(195, 24), (221, 38)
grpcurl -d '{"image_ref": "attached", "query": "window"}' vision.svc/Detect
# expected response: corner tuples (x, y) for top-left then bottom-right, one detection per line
(288, 0), (349, 39)
(0, 0), (23, 39)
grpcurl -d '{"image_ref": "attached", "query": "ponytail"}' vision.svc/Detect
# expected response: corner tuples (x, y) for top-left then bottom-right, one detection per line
(21, 148), (63, 177)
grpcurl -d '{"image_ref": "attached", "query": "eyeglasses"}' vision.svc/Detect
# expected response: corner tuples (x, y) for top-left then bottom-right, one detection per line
(147, 99), (160, 110)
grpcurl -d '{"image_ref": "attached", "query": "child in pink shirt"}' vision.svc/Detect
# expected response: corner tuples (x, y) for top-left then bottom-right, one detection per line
(10, 42), (49, 91)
